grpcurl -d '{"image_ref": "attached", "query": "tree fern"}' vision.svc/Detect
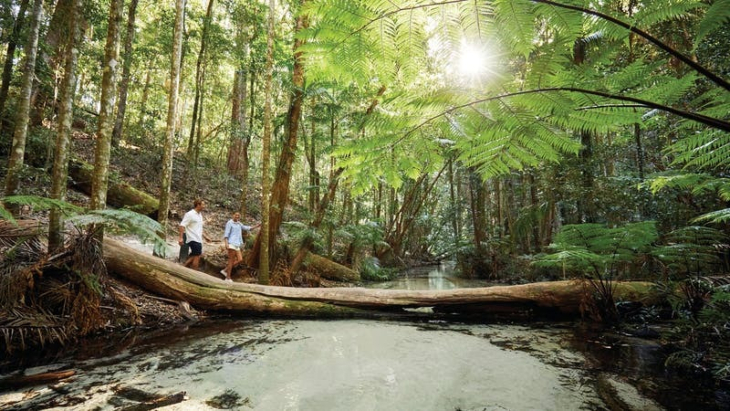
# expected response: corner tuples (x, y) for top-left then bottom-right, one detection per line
(534, 221), (659, 278)
(0, 196), (84, 226)
(653, 225), (727, 277)
(694, 0), (730, 48)
(631, 0), (704, 29)
(0, 195), (167, 256)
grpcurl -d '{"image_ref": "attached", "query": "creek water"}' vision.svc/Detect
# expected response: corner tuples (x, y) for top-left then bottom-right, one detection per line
(1, 264), (727, 410)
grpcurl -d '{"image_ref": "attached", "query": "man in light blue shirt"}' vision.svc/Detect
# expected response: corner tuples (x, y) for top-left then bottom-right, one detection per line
(221, 212), (259, 282)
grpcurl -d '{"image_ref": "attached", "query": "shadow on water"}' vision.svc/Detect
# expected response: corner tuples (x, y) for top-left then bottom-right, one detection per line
(569, 325), (730, 411)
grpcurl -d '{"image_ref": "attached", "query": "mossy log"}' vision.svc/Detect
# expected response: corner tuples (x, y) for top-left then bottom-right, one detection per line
(303, 252), (360, 282)
(68, 159), (159, 216)
(103, 238), (659, 319)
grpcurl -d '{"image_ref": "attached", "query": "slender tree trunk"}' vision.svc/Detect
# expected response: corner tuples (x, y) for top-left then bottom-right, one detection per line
(0, 0), (30, 122)
(111, 0), (140, 148)
(635, 123), (644, 180)
(448, 158), (459, 247)
(3, 0), (43, 200)
(290, 167), (345, 273)
(469, 170), (487, 254)
(249, 1), (309, 270)
(258, 0), (276, 284)
(307, 98), (318, 213)
(227, 69), (245, 174)
(495, 179), (503, 239)
(158, 0), (186, 235)
(187, 0), (215, 166)
(529, 171), (540, 253)
(239, 63), (255, 218)
(573, 37), (596, 223)
(193, 70), (206, 168)
(135, 60), (153, 137)
(48, 0), (81, 252)
(90, 0), (123, 213)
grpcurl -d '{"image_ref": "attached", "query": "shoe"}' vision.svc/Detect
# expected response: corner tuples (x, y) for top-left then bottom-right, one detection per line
(224, 278), (233, 283)
(219, 269), (227, 279)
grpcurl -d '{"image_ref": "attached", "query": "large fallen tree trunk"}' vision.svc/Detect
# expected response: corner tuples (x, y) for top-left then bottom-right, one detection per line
(69, 159), (159, 216)
(103, 238), (659, 319)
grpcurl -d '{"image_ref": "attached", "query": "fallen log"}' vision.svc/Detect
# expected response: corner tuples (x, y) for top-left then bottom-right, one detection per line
(68, 159), (159, 216)
(0, 369), (76, 391)
(303, 252), (359, 282)
(103, 238), (659, 319)
(119, 391), (187, 411)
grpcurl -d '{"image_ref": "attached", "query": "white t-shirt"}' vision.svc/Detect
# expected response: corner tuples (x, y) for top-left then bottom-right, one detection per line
(180, 209), (203, 243)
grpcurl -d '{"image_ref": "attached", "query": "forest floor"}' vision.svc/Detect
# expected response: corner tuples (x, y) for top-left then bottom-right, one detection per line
(1, 132), (270, 345)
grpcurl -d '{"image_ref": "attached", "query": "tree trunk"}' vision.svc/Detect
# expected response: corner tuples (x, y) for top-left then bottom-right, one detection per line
(258, 0), (276, 284)
(135, 60), (153, 138)
(111, 0), (140, 148)
(3, 0), (43, 199)
(469, 169), (487, 254)
(49, 0), (81, 251)
(90, 0), (124, 212)
(227, 68), (246, 175)
(102, 238), (658, 319)
(448, 157), (459, 247)
(249, 1), (309, 273)
(187, 0), (215, 167)
(158, 0), (186, 234)
(289, 167), (345, 274)
(0, 0), (30, 123)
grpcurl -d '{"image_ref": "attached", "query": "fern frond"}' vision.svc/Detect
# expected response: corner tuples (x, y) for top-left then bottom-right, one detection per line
(493, 0), (536, 59)
(695, 0), (730, 47)
(632, 0), (704, 29)
(1, 195), (84, 216)
(66, 209), (167, 257)
(693, 208), (730, 224)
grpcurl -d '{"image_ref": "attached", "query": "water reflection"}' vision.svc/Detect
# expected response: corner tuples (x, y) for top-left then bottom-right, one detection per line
(365, 261), (490, 290)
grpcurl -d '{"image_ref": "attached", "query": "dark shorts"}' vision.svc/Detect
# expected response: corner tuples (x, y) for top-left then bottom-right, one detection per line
(188, 241), (202, 256)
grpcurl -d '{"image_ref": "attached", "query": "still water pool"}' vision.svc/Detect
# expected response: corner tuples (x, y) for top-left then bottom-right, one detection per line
(1, 263), (726, 410)
(1, 318), (665, 410)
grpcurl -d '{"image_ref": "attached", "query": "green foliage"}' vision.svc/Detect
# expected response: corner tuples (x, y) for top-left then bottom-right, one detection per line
(67, 209), (167, 257)
(653, 226), (727, 278)
(0, 195), (167, 257)
(359, 256), (397, 281)
(534, 222), (659, 278)
(695, 0), (730, 48)
(1, 195), (84, 225)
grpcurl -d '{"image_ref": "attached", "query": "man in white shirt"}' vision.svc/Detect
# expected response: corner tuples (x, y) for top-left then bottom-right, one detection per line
(179, 199), (205, 269)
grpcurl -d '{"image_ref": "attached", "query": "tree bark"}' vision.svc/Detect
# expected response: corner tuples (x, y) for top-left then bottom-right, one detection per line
(258, 0), (276, 283)
(3, 0), (43, 199)
(187, 0), (215, 168)
(158, 0), (186, 235)
(102, 238), (658, 319)
(49, 0), (81, 251)
(249, 1), (309, 273)
(0, 0), (30, 123)
(111, 0), (140, 148)
(90, 0), (124, 212)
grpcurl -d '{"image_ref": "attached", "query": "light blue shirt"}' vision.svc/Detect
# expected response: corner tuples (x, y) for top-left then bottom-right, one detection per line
(224, 220), (251, 247)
